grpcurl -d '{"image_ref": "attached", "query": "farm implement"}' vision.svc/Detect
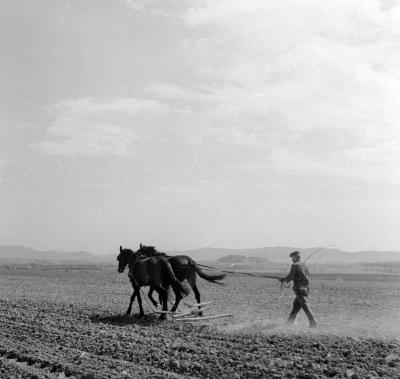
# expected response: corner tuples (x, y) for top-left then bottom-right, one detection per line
(154, 300), (233, 322)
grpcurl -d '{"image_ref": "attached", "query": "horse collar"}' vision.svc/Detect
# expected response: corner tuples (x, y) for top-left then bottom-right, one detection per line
(128, 269), (139, 287)
(128, 252), (140, 287)
(128, 251), (137, 267)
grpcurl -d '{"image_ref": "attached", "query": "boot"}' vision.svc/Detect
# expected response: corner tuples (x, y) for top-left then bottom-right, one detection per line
(285, 314), (296, 325)
(309, 319), (317, 328)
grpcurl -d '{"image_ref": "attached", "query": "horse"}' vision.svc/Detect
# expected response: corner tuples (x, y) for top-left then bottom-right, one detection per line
(137, 244), (226, 316)
(117, 246), (189, 319)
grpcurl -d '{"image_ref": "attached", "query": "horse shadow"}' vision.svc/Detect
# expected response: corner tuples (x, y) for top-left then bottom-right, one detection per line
(89, 313), (161, 327)
(89, 313), (214, 334)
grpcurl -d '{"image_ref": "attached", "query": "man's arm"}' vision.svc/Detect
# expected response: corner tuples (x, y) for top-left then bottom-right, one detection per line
(279, 264), (297, 283)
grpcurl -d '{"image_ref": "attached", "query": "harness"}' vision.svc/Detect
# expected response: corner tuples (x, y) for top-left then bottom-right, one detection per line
(127, 252), (141, 287)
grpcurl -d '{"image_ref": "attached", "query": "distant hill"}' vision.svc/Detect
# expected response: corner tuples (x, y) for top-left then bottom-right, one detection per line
(171, 246), (400, 264)
(218, 254), (267, 264)
(215, 254), (272, 270)
(1, 245), (400, 265)
(0, 245), (99, 262)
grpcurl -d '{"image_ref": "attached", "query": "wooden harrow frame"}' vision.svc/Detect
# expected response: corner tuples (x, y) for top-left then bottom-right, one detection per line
(154, 301), (233, 322)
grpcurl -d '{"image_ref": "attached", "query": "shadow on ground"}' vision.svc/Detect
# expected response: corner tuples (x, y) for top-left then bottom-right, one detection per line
(89, 313), (218, 334)
(218, 319), (287, 334)
(89, 313), (162, 327)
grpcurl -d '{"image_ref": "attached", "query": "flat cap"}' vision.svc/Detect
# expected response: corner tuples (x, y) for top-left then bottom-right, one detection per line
(290, 251), (300, 258)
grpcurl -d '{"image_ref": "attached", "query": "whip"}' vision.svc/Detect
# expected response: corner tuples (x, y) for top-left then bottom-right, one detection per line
(302, 244), (337, 265)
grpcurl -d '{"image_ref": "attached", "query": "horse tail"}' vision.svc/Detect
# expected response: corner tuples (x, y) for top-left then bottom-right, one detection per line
(191, 260), (226, 285)
(162, 259), (190, 297)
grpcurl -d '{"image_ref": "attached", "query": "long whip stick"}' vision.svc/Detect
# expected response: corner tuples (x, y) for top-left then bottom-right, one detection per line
(302, 244), (337, 265)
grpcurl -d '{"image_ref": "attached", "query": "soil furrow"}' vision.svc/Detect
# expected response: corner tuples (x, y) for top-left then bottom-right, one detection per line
(0, 338), (184, 379)
(1, 268), (399, 378)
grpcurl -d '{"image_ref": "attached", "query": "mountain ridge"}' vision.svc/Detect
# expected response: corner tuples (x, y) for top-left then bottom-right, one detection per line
(170, 246), (400, 263)
(0, 245), (98, 261)
(1, 245), (400, 264)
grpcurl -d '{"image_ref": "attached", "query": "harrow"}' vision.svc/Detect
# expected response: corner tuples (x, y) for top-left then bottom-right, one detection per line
(153, 300), (233, 322)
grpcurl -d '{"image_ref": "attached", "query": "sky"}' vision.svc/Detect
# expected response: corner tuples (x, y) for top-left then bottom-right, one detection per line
(1, 0), (400, 254)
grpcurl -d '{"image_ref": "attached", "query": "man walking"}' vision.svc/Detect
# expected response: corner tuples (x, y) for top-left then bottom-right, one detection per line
(279, 251), (317, 328)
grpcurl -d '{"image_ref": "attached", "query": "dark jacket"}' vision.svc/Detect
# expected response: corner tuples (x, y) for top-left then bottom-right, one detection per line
(283, 261), (310, 290)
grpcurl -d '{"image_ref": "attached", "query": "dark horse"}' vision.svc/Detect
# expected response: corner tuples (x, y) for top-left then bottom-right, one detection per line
(137, 244), (226, 316)
(117, 246), (189, 319)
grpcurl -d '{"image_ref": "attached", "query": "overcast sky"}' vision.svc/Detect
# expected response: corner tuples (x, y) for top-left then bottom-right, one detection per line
(1, 0), (400, 254)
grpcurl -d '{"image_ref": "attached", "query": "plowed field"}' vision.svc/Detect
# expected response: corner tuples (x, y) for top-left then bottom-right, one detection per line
(0, 266), (399, 378)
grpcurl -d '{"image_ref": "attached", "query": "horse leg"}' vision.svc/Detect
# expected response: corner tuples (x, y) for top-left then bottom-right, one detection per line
(136, 289), (144, 318)
(189, 274), (203, 316)
(170, 292), (181, 313)
(156, 287), (168, 320)
(148, 287), (159, 308)
(126, 288), (137, 315)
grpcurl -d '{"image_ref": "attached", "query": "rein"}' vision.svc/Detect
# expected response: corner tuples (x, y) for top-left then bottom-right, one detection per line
(196, 264), (289, 291)
(197, 264), (280, 279)
(134, 249), (290, 291)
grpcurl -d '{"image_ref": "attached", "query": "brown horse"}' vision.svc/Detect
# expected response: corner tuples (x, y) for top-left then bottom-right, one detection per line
(138, 244), (225, 316)
(117, 246), (189, 319)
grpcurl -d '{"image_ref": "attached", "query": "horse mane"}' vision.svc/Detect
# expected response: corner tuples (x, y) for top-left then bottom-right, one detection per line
(121, 248), (147, 262)
(139, 244), (168, 258)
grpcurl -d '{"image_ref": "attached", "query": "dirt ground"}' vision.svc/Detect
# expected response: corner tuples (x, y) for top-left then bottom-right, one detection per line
(0, 266), (399, 378)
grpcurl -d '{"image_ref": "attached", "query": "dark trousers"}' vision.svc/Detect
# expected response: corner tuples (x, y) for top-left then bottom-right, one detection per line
(288, 288), (317, 325)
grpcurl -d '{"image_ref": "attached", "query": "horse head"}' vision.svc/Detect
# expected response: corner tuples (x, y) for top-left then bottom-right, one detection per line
(117, 246), (133, 273)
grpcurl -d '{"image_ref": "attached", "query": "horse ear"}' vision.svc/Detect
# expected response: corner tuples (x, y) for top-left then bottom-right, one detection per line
(140, 243), (142, 248)
(120, 246), (122, 253)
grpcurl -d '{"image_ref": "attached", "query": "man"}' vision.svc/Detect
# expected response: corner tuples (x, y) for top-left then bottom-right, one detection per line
(279, 251), (317, 328)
